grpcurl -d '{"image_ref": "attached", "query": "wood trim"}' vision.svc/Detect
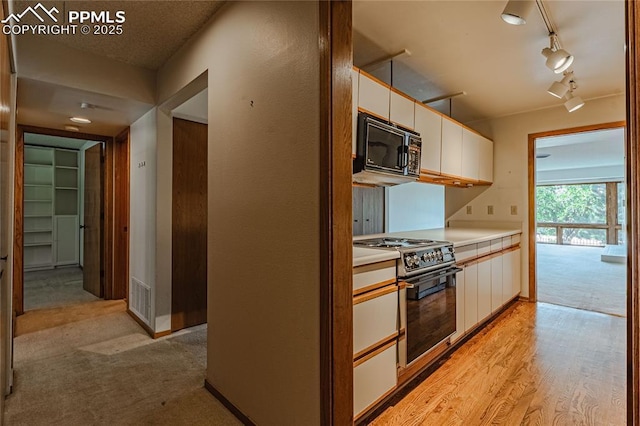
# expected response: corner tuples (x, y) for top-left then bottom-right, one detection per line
(353, 278), (396, 297)
(103, 138), (114, 301)
(353, 284), (397, 305)
(353, 331), (399, 361)
(17, 125), (111, 142)
(352, 182), (377, 188)
(113, 128), (130, 300)
(126, 309), (170, 339)
(419, 168), (441, 176)
(357, 68), (391, 89)
(204, 379), (256, 426)
(319, 2), (353, 425)
(12, 128), (23, 315)
(389, 119), (414, 132)
(626, 1), (640, 423)
(398, 280), (407, 290)
(353, 338), (396, 368)
(528, 122), (625, 306)
(356, 107), (388, 122)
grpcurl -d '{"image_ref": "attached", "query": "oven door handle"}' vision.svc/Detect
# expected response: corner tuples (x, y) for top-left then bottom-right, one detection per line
(404, 266), (463, 289)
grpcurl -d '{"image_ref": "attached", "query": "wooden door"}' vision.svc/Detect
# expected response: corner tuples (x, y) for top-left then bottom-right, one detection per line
(172, 118), (207, 331)
(363, 187), (384, 235)
(352, 187), (363, 236)
(112, 130), (129, 300)
(83, 144), (103, 297)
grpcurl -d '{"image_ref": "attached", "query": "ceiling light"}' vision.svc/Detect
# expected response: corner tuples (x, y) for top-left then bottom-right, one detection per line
(547, 72), (574, 98)
(564, 91), (585, 112)
(500, 0), (534, 25)
(64, 125), (80, 132)
(541, 33), (574, 73)
(70, 117), (91, 124)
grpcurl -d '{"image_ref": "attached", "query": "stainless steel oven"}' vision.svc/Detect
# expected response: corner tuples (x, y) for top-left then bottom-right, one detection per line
(400, 264), (461, 367)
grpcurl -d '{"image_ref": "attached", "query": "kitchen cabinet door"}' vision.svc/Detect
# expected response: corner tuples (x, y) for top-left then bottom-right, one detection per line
(464, 262), (478, 332)
(390, 89), (415, 129)
(451, 267), (465, 343)
(358, 72), (390, 121)
(440, 118), (463, 177)
(352, 186), (364, 236)
(352, 68), (359, 157)
(461, 129), (480, 181)
(502, 250), (514, 305)
(362, 187), (384, 235)
(478, 136), (493, 183)
(491, 255), (503, 313)
(477, 257), (491, 322)
(414, 103), (442, 174)
(511, 248), (521, 299)
(354, 342), (397, 417)
(353, 289), (398, 356)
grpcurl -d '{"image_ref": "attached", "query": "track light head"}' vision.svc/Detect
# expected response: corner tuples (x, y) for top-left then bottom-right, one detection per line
(547, 72), (574, 98)
(500, 0), (534, 25)
(541, 33), (574, 73)
(564, 91), (585, 112)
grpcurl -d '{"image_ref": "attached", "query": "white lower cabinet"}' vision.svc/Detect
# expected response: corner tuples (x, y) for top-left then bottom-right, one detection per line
(491, 255), (504, 312)
(451, 267), (465, 343)
(354, 343), (397, 417)
(353, 290), (398, 355)
(464, 262), (478, 332)
(512, 248), (521, 298)
(477, 257), (492, 322)
(502, 250), (514, 304)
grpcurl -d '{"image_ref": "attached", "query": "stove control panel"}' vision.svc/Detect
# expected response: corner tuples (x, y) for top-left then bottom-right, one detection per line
(402, 246), (455, 272)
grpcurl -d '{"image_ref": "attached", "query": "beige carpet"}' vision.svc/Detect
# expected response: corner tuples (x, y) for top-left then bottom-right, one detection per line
(537, 243), (626, 317)
(6, 305), (240, 425)
(24, 267), (98, 311)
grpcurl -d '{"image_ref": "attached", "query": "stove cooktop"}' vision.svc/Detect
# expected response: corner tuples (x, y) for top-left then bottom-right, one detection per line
(353, 237), (444, 250)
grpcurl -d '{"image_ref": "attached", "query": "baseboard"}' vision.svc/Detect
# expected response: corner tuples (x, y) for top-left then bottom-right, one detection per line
(126, 309), (171, 339)
(204, 379), (256, 426)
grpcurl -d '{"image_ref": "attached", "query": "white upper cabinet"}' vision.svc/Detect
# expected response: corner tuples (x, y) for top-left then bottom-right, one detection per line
(358, 72), (390, 120)
(389, 89), (415, 129)
(414, 103), (442, 174)
(352, 68), (359, 157)
(478, 136), (493, 183)
(440, 118), (463, 177)
(461, 128), (480, 181)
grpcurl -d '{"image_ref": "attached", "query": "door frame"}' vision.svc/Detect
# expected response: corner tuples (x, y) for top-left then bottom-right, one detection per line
(526, 121), (626, 303)
(13, 125), (121, 315)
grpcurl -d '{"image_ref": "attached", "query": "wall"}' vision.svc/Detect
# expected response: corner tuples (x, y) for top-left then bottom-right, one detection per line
(157, 2), (321, 424)
(128, 108), (157, 326)
(446, 94), (626, 298)
(386, 182), (444, 232)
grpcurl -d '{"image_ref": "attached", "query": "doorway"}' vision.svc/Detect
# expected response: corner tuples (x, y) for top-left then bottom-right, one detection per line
(529, 122), (627, 314)
(13, 126), (127, 317)
(170, 89), (208, 332)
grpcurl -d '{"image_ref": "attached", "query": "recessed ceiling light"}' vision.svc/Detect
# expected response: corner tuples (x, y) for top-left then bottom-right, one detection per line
(64, 125), (80, 132)
(70, 117), (91, 124)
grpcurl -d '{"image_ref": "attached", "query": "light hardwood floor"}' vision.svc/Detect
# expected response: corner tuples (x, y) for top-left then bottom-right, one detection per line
(371, 302), (626, 425)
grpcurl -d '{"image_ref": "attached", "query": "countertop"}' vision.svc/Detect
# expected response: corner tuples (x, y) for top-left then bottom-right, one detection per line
(352, 227), (522, 267)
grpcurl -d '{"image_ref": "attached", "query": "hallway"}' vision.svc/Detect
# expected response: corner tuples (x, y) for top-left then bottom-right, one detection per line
(5, 302), (238, 425)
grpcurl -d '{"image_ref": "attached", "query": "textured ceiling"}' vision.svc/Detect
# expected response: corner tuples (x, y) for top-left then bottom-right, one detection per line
(353, 1), (625, 124)
(15, 0), (225, 70)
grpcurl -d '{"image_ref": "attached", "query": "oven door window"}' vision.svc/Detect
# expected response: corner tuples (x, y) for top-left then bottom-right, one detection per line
(406, 271), (456, 365)
(366, 122), (406, 172)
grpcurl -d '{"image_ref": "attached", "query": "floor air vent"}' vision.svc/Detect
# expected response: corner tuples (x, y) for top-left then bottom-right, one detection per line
(130, 277), (151, 324)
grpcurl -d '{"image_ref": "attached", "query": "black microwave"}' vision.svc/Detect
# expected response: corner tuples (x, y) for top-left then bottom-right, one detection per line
(353, 113), (421, 186)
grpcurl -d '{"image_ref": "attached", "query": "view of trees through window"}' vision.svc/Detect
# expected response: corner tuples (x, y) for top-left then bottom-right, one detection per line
(536, 183), (624, 246)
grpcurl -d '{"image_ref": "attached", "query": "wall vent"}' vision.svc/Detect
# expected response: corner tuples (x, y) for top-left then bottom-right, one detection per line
(130, 277), (151, 324)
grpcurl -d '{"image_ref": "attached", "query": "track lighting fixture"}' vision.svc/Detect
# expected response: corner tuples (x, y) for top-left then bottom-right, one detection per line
(500, 0), (534, 25)
(547, 71), (573, 98)
(563, 81), (584, 112)
(541, 33), (574, 74)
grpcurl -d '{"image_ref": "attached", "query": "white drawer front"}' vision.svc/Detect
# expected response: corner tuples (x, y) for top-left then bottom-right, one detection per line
(511, 234), (521, 245)
(353, 264), (396, 293)
(354, 291), (398, 355)
(502, 236), (512, 249)
(354, 344), (397, 417)
(490, 238), (502, 253)
(455, 244), (477, 263)
(477, 241), (491, 257)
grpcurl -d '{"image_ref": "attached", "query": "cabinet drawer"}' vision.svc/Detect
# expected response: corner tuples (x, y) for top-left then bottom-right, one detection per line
(455, 244), (477, 263)
(511, 234), (521, 245)
(502, 236), (512, 249)
(477, 241), (491, 257)
(354, 289), (398, 356)
(490, 238), (502, 253)
(353, 261), (396, 294)
(354, 342), (397, 417)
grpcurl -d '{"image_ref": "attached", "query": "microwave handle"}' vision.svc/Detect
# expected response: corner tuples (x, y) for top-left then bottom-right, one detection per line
(399, 144), (409, 169)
